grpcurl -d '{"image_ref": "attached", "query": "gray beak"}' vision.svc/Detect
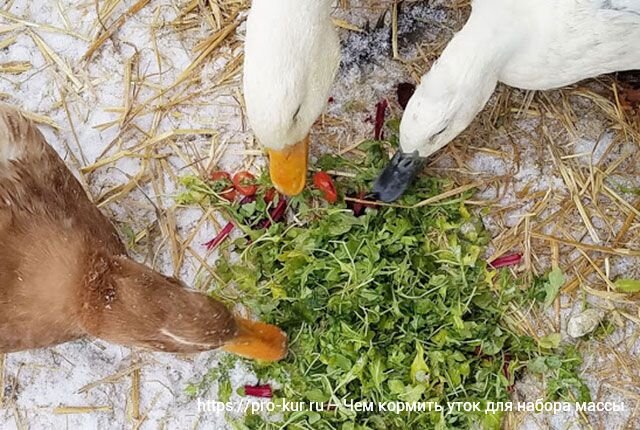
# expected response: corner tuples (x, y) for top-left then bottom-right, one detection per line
(372, 150), (424, 202)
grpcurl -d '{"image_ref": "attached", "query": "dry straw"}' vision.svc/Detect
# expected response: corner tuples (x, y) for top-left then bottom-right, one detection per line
(0, 0), (638, 428)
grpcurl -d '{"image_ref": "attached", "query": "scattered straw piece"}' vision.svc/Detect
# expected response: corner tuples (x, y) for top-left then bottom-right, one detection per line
(83, 0), (151, 61)
(77, 363), (145, 394)
(53, 406), (112, 414)
(29, 30), (82, 90)
(532, 232), (640, 257)
(0, 61), (31, 74)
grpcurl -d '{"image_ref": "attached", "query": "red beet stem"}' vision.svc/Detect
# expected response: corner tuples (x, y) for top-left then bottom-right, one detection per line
(374, 99), (388, 140)
(489, 253), (523, 269)
(270, 197), (288, 221)
(259, 196), (288, 229)
(348, 191), (369, 217)
(244, 384), (273, 398)
(204, 222), (235, 250)
(204, 196), (257, 250)
(239, 195), (257, 205)
(474, 346), (483, 357)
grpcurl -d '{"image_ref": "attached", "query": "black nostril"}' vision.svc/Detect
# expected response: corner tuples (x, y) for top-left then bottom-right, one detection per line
(399, 158), (414, 169)
(364, 192), (377, 200)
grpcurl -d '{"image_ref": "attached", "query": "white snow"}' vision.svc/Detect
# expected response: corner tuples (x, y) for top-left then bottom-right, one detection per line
(1, 0), (639, 429)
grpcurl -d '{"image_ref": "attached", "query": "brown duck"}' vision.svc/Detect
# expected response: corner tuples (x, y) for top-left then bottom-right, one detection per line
(0, 104), (287, 361)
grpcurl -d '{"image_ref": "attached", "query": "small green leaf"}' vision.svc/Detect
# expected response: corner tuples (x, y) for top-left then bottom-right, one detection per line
(400, 384), (426, 403)
(544, 267), (565, 306)
(388, 380), (405, 394)
(528, 357), (548, 374)
(370, 357), (387, 390)
(548, 267), (565, 287)
(482, 410), (503, 430)
(614, 278), (640, 293)
(184, 384), (198, 398)
(240, 201), (257, 217)
(539, 333), (561, 349)
(218, 378), (232, 403)
(305, 389), (329, 403)
(410, 341), (429, 384)
(306, 411), (321, 424)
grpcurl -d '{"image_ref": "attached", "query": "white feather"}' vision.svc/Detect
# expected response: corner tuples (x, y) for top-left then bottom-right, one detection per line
(243, 0), (340, 151)
(400, 0), (640, 157)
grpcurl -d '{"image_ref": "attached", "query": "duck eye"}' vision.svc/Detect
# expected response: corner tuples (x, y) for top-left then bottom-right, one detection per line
(292, 104), (302, 122)
(433, 125), (447, 138)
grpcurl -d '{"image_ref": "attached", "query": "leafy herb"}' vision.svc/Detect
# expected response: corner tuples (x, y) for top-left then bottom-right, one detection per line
(613, 278), (640, 293)
(530, 267), (565, 307)
(180, 139), (588, 429)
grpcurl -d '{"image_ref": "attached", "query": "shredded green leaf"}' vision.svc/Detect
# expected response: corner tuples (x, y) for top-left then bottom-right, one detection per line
(180, 138), (589, 429)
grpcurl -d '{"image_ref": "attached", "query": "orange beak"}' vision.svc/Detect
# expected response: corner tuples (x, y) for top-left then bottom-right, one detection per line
(222, 317), (288, 362)
(267, 135), (309, 196)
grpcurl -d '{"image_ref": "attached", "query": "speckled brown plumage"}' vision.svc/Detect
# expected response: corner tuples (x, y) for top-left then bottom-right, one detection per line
(0, 105), (287, 361)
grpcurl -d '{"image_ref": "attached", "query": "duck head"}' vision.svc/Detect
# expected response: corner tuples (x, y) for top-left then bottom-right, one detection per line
(373, 46), (498, 202)
(372, 80), (460, 202)
(79, 256), (288, 361)
(244, 0), (340, 196)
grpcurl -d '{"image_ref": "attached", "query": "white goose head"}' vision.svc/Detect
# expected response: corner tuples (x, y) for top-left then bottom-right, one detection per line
(243, 0), (341, 195)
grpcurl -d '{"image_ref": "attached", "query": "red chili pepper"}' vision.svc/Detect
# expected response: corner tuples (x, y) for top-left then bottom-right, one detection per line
(489, 253), (523, 269)
(374, 99), (388, 140)
(233, 171), (258, 197)
(312, 172), (338, 203)
(209, 171), (237, 201)
(264, 187), (277, 204)
(244, 384), (273, 398)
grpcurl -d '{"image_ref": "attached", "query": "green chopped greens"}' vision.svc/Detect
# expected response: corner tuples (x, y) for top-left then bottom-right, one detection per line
(613, 278), (640, 293)
(179, 138), (588, 429)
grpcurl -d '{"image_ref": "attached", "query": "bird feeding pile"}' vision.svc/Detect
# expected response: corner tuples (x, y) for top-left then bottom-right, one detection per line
(178, 135), (589, 430)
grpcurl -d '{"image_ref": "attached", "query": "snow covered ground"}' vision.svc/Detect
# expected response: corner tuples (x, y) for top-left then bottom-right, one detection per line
(0, 1), (639, 429)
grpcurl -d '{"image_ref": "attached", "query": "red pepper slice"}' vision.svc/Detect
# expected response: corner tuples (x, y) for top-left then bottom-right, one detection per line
(312, 172), (338, 203)
(209, 171), (237, 201)
(264, 187), (277, 204)
(233, 171), (258, 197)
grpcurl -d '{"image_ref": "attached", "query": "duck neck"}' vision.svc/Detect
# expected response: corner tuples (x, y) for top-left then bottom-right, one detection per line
(78, 255), (238, 352)
(250, 0), (333, 24)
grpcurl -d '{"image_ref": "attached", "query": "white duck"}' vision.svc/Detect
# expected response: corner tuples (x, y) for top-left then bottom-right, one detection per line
(373, 0), (640, 201)
(244, 0), (339, 196)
